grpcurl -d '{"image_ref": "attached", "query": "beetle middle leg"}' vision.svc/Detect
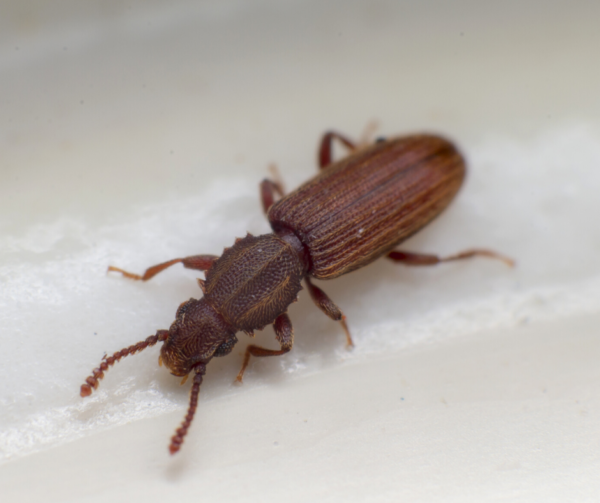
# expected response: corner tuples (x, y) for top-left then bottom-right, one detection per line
(236, 313), (293, 383)
(318, 122), (378, 169)
(108, 254), (219, 281)
(260, 178), (285, 214)
(305, 277), (353, 347)
(318, 131), (358, 169)
(387, 249), (515, 267)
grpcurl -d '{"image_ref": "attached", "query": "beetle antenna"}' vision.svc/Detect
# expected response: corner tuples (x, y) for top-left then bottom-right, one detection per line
(169, 366), (206, 455)
(80, 330), (169, 397)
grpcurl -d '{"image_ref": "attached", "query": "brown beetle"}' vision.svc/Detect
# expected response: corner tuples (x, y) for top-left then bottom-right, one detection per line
(80, 130), (512, 454)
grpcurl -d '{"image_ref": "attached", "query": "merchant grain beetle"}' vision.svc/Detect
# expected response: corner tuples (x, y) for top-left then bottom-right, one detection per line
(80, 129), (513, 454)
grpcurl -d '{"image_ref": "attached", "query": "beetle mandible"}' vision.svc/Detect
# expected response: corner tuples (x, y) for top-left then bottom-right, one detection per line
(80, 129), (513, 454)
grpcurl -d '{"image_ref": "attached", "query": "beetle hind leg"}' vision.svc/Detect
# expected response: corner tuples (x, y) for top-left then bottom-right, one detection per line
(387, 249), (515, 268)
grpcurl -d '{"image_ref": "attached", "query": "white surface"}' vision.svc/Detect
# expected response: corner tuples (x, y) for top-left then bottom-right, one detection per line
(2, 1), (600, 501)
(2, 315), (600, 502)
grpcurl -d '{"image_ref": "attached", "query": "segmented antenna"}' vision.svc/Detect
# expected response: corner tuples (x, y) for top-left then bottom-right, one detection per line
(169, 368), (205, 455)
(80, 330), (169, 397)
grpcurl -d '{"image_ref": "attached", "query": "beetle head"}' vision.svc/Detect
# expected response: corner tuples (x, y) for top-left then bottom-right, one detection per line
(79, 296), (236, 454)
(160, 297), (236, 377)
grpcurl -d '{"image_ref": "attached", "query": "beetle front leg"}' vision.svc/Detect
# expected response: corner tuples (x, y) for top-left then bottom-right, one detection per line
(108, 254), (219, 281)
(236, 313), (294, 383)
(387, 249), (515, 267)
(305, 277), (353, 347)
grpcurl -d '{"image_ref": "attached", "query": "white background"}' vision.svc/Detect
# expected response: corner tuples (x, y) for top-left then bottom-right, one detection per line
(2, 1), (600, 501)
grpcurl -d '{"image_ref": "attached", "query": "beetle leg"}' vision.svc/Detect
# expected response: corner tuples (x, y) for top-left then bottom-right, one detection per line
(305, 277), (353, 347)
(357, 120), (379, 146)
(260, 177), (286, 213)
(387, 249), (515, 268)
(236, 313), (293, 383)
(108, 254), (219, 281)
(318, 123), (378, 169)
(318, 131), (358, 169)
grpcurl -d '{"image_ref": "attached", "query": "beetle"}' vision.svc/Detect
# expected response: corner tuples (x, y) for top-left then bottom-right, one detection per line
(80, 129), (513, 454)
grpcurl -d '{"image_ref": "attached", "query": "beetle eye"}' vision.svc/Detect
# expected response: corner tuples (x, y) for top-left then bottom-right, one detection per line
(375, 137), (387, 143)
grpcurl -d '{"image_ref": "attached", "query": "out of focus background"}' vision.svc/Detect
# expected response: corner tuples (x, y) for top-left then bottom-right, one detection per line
(2, 1), (600, 501)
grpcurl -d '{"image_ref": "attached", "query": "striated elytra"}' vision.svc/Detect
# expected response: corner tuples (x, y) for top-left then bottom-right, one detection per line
(80, 130), (513, 454)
